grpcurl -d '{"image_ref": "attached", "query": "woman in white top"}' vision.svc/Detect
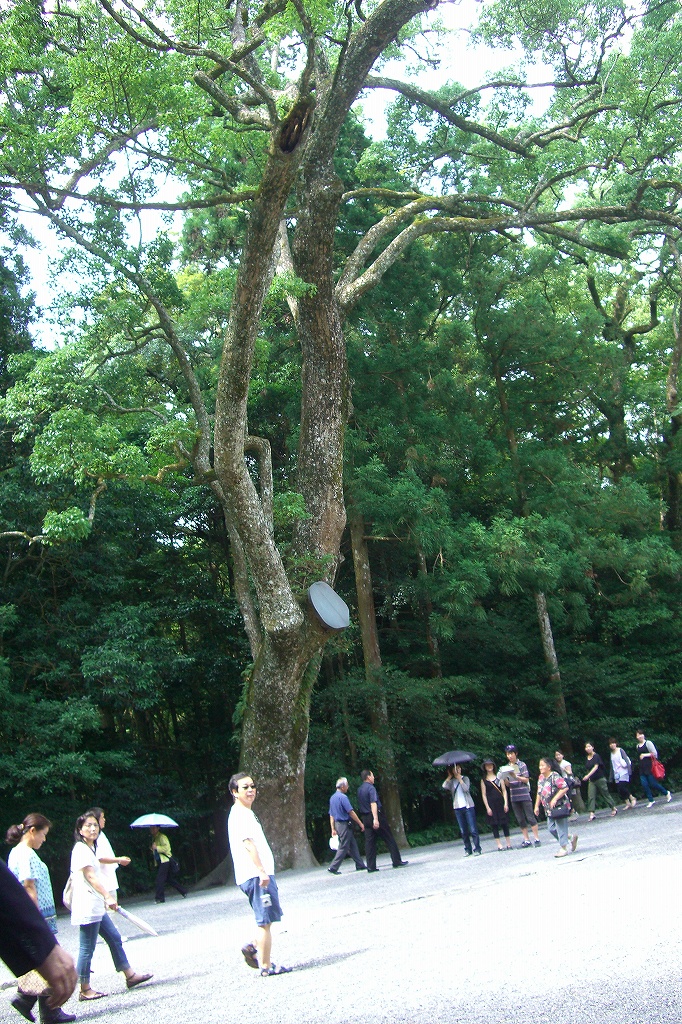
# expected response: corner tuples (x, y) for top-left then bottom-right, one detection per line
(84, 808), (130, 898)
(70, 812), (152, 1001)
(6, 813), (75, 1024)
(442, 764), (482, 856)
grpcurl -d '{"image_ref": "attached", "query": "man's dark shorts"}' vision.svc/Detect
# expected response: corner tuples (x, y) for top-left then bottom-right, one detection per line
(239, 875), (283, 927)
(511, 798), (537, 829)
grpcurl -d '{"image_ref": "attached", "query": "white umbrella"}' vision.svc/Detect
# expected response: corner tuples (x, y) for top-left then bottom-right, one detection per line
(129, 813), (179, 828)
(116, 906), (159, 937)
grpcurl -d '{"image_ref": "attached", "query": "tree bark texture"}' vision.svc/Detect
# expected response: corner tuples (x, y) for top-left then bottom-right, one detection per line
(349, 508), (408, 848)
(534, 590), (572, 754)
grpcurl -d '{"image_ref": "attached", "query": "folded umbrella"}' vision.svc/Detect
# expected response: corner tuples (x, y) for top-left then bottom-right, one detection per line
(116, 906), (159, 937)
(432, 750), (476, 767)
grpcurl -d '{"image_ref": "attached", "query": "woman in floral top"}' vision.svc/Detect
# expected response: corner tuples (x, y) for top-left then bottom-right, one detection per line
(534, 758), (579, 859)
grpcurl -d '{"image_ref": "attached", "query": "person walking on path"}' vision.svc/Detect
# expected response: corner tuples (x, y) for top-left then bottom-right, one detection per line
(6, 814), (76, 1024)
(70, 812), (152, 1001)
(555, 750), (586, 816)
(480, 759), (511, 851)
(583, 743), (618, 821)
(0, 861), (77, 1015)
(227, 772), (291, 977)
(443, 764), (482, 856)
(149, 825), (187, 903)
(327, 778), (367, 874)
(635, 729), (672, 807)
(607, 741), (636, 809)
(85, 808), (130, 900)
(499, 746), (541, 848)
(534, 758), (578, 858)
(357, 770), (408, 871)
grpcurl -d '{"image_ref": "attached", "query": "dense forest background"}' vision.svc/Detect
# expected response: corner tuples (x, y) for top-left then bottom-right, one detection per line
(2, 0), (682, 889)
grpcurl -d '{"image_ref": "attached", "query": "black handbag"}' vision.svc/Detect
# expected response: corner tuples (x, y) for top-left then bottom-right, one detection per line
(548, 774), (571, 818)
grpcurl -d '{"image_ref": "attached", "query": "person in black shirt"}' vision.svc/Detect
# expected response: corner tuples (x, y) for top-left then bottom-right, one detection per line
(357, 770), (408, 872)
(583, 742), (618, 821)
(0, 859), (77, 1011)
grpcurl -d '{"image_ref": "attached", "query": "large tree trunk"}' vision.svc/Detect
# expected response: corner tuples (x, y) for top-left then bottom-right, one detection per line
(663, 283), (682, 533)
(349, 507), (409, 847)
(239, 630), (323, 869)
(534, 591), (572, 754)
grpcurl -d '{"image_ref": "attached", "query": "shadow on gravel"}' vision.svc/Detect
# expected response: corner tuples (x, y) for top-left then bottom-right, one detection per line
(293, 949), (369, 972)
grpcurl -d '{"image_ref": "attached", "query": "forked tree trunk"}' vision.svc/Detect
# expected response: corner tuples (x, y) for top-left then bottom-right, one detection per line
(349, 507), (408, 847)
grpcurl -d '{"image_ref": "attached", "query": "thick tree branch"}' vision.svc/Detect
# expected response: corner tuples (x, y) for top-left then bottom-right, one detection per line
(337, 204), (682, 311)
(363, 75), (530, 156)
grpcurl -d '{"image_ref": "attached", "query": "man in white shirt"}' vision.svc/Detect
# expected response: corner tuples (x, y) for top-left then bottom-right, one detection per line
(227, 773), (291, 978)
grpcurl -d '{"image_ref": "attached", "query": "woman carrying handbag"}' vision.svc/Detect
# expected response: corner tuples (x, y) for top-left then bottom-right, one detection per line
(635, 729), (672, 807)
(535, 758), (578, 858)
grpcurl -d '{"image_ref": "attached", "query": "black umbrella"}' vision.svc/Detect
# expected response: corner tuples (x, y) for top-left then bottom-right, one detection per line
(432, 750), (476, 767)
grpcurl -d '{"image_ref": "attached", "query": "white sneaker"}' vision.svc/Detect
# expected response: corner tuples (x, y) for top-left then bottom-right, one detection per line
(646, 800), (655, 808)
(554, 848), (568, 858)
(666, 791), (672, 802)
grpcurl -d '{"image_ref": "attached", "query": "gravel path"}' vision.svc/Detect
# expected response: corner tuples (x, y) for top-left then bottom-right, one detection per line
(3, 798), (681, 1023)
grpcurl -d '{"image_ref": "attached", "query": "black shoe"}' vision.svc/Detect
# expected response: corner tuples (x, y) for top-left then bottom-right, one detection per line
(241, 943), (259, 969)
(327, 868), (340, 875)
(367, 868), (379, 873)
(11, 994), (37, 1023)
(464, 850), (473, 856)
(155, 898), (165, 903)
(393, 860), (409, 868)
(356, 865), (367, 871)
(474, 850), (482, 856)
(38, 999), (76, 1024)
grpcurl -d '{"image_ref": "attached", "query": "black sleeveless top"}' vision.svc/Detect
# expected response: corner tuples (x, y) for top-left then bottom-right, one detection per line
(483, 777), (505, 811)
(637, 741), (652, 775)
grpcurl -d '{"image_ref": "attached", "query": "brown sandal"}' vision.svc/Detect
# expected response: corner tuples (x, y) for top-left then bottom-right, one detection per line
(126, 973), (153, 990)
(79, 990), (107, 1001)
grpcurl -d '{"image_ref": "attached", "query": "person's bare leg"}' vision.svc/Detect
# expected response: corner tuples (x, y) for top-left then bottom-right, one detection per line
(520, 826), (529, 842)
(256, 924), (272, 970)
(531, 824), (540, 840)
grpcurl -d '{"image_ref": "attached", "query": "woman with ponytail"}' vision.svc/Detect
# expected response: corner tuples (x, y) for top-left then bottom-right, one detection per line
(6, 814), (76, 1024)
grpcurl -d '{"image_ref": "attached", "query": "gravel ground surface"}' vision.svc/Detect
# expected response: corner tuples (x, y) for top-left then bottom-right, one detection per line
(3, 798), (681, 1023)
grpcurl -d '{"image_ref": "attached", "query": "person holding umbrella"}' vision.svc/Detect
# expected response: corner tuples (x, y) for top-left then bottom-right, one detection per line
(70, 811), (152, 1001)
(442, 761), (482, 857)
(85, 808), (130, 901)
(148, 825), (187, 903)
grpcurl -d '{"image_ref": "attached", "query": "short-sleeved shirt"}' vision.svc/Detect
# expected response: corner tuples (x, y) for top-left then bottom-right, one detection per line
(537, 771), (568, 813)
(357, 782), (381, 815)
(152, 832), (172, 864)
(96, 830), (119, 892)
(228, 801), (275, 887)
(70, 842), (105, 926)
(586, 753), (606, 781)
(498, 760), (532, 802)
(329, 790), (353, 821)
(8, 844), (57, 934)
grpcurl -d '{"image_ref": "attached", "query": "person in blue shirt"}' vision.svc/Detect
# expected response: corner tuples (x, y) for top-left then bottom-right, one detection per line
(357, 770), (408, 872)
(327, 778), (367, 874)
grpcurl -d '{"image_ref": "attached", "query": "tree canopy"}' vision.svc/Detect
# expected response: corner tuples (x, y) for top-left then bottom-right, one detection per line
(2, 0), (682, 872)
